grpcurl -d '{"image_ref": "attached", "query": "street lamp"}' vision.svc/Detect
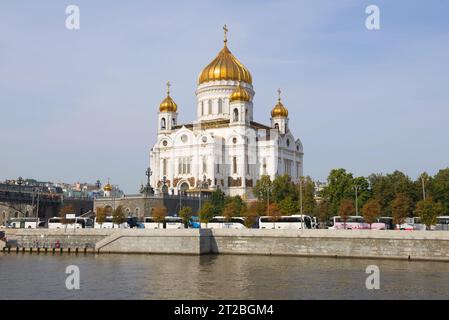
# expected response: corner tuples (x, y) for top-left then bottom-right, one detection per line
(353, 185), (359, 216)
(199, 175), (207, 212)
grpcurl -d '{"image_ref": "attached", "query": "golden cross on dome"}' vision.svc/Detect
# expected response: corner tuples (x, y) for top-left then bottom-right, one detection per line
(277, 88), (282, 101)
(166, 81), (171, 96)
(223, 24), (228, 45)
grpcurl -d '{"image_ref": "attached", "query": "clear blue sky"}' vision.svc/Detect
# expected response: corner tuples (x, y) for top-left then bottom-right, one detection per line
(1, 0), (448, 193)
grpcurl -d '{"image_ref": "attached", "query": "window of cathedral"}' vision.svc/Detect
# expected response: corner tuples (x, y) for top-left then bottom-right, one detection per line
(218, 99), (223, 114)
(232, 137), (237, 144)
(161, 118), (166, 130)
(162, 158), (167, 176)
(274, 123), (279, 130)
(201, 102), (204, 116)
(286, 139), (290, 147)
(202, 136), (207, 143)
(202, 157), (207, 174)
(172, 118), (176, 126)
(181, 134), (188, 143)
(162, 140), (168, 147)
(208, 100), (212, 114)
(233, 108), (239, 122)
(233, 156), (237, 174)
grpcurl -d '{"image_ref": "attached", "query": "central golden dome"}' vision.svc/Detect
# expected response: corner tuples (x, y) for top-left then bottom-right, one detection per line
(198, 26), (252, 85)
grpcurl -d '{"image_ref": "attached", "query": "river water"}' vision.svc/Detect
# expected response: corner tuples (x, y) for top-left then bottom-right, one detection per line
(0, 253), (448, 299)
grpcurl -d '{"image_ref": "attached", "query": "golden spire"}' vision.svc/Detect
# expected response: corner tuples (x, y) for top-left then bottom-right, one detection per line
(271, 88), (288, 118)
(159, 81), (178, 113)
(198, 25), (252, 84)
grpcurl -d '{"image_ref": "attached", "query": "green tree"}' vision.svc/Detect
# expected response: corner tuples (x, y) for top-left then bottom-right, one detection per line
(253, 175), (272, 203)
(267, 202), (282, 228)
(369, 171), (417, 216)
(362, 199), (381, 229)
(322, 169), (355, 215)
(272, 175), (296, 203)
(391, 193), (411, 226)
(297, 176), (316, 214)
(210, 189), (226, 216)
(199, 202), (215, 226)
(112, 205), (127, 227)
(278, 196), (298, 216)
(338, 199), (355, 228)
(414, 198), (444, 230)
(429, 168), (449, 215)
(179, 207), (193, 227)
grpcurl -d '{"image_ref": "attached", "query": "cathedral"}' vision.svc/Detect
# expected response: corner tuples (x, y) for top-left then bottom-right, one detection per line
(149, 26), (303, 198)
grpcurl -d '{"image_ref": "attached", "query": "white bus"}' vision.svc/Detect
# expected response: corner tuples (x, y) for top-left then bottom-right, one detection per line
(404, 217), (426, 231)
(7, 218), (45, 229)
(165, 216), (185, 229)
(143, 217), (163, 229)
(143, 216), (185, 229)
(94, 216), (128, 229)
(329, 216), (386, 230)
(48, 217), (94, 229)
(201, 216), (246, 229)
(259, 215), (314, 230)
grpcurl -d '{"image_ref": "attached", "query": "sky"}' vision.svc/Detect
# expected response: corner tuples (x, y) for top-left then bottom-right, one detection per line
(1, 0), (448, 193)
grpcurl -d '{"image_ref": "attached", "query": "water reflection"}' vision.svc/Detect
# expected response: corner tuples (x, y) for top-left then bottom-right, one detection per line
(0, 253), (448, 299)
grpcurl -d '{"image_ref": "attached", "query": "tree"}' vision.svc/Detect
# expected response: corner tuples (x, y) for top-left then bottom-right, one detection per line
(223, 201), (237, 221)
(267, 202), (282, 228)
(210, 189), (226, 216)
(199, 202), (214, 226)
(297, 176), (316, 214)
(59, 204), (75, 225)
(278, 196), (298, 216)
(95, 207), (107, 227)
(338, 199), (355, 229)
(414, 198), (444, 230)
(362, 199), (381, 229)
(314, 199), (331, 228)
(179, 207), (193, 227)
(152, 205), (167, 228)
(429, 168), (449, 215)
(322, 169), (355, 215)
(253, 175), (272, 203)
(391, 193), (411, 226)
(244, 201), (265, 228)
(112, 205), (127, 227)
(271, 175), (296, 203)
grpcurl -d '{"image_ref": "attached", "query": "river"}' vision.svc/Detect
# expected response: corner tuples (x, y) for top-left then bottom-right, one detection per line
(0, 253), (448, 299)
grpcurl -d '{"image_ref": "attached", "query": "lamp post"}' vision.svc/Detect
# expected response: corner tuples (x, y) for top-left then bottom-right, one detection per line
(199, 175), (207, 213)
(421, 174), (427, 200)
(353, 185), (359, 216)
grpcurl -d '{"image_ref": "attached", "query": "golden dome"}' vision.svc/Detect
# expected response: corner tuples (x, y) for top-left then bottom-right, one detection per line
(103, 183), (112, 192)
(198, 25), (252, 85)
(271, 89), (288, 118)
(159, 81), (177, 113)
(229, 85), (251, 103)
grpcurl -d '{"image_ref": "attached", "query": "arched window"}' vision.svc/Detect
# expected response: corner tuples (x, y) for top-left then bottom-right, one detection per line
(218, 99), (223, 114)
(208, 100), (212, 114)
(172, 118), (176, 126)
(161, 118), (166, 130)
(274, 123), (279, 130)
(201, 102), (204, 116)
(233, 108), (239, 122)
(135, 208), (140, 217)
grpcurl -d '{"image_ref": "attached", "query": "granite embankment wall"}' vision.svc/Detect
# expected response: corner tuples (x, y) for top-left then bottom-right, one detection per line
(3, 229), (449, 261)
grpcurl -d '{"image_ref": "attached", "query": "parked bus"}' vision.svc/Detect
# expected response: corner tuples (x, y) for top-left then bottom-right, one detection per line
(329, 216), (386, 230)
(259, 215), (314, 230)
(434, 216), (449, 231)
(143, 217), (163, 229)
(201, 216), (246, 229)
(404, 217), (426, 231)
(7, 218), (45, 229)
(48, 217), (94, 229)
(165, 216), (185, 229)
(94, 216), (128, 229)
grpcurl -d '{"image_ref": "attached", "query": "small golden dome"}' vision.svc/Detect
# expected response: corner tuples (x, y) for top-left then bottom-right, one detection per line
(198, 25), (252, 85)
(159, 81), (178, 113)
(230, 85), (251, 103)
(103, 183), (112, 192)
(271, 89), (288, 118)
